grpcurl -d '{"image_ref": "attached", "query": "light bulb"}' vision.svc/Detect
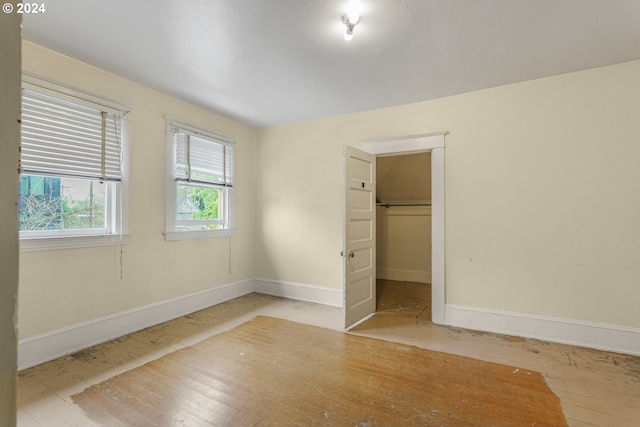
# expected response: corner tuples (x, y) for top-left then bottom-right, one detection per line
(341, 9), (360, 42)
(344, 29), (354, 41)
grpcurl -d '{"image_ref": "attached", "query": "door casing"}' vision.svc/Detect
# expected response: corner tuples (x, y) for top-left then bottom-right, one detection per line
(344, 132), (446, 325)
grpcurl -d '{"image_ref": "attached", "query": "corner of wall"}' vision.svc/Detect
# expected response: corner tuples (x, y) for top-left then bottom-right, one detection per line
(0, 8), (21, 425)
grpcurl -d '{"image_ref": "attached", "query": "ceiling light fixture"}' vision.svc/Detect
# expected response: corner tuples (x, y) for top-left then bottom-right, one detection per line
(342, 12), (360, 41)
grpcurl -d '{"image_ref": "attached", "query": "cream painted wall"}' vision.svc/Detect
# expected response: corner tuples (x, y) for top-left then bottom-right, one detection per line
(376, 153), (431, 203)
(0, 8), (21, 426)
(19, 42), (255, 338)
(255, 60), (640, 329)
(377, 207), (431, 283)
(254, 120), (346, 287)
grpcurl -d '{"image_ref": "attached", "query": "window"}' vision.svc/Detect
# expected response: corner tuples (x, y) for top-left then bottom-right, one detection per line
(165, 121), (234, 240)
(19, 74), (127, 250)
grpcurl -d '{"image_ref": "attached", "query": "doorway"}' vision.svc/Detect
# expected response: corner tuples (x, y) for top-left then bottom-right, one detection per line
(344, 132), (446, 328)
(375, 152), (432, 322)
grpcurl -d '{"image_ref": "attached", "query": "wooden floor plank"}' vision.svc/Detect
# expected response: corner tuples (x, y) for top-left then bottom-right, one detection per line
(71, 316), (567, 427)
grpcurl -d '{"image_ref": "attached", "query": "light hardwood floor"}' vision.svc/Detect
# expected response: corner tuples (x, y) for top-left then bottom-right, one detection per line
(17, 281), (640, 426)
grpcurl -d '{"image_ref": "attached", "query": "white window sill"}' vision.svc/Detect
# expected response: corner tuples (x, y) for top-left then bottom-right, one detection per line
(20, 234), (131, 252)
(164, 228), (233, 241)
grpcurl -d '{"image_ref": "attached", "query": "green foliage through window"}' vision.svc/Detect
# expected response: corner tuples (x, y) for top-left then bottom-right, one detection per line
(19, 175), (106, 232)
(176, 184), (222, 230)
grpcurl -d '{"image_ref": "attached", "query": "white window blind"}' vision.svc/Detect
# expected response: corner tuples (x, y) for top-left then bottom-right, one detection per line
(170, 124), (233, 187)
(21, 88), (123, 182)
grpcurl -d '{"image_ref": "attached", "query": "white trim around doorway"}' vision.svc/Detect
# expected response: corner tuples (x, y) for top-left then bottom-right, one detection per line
(357, 132), (447, 324)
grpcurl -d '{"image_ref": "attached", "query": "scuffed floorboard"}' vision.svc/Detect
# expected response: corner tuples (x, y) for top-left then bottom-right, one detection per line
(72, 316), (567, 427)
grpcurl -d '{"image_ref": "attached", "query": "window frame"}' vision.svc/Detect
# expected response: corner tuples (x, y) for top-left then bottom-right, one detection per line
(165, 119), (235, 241)
(19, 73), (129, 252)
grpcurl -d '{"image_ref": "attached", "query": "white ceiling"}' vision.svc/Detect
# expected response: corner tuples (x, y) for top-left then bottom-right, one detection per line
(22, 0), (640, 128)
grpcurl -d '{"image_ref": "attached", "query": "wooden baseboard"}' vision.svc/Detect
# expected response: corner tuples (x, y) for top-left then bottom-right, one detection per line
(377, 268), (431, 284)
(254, 278), (343, 307)
(18, 279), (255, 370)
(445, 304), (640, 357)
(18, 279), (639, 370)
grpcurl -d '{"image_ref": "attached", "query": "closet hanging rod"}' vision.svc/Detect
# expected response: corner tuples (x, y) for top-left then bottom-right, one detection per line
(376, 202), (432, 207)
